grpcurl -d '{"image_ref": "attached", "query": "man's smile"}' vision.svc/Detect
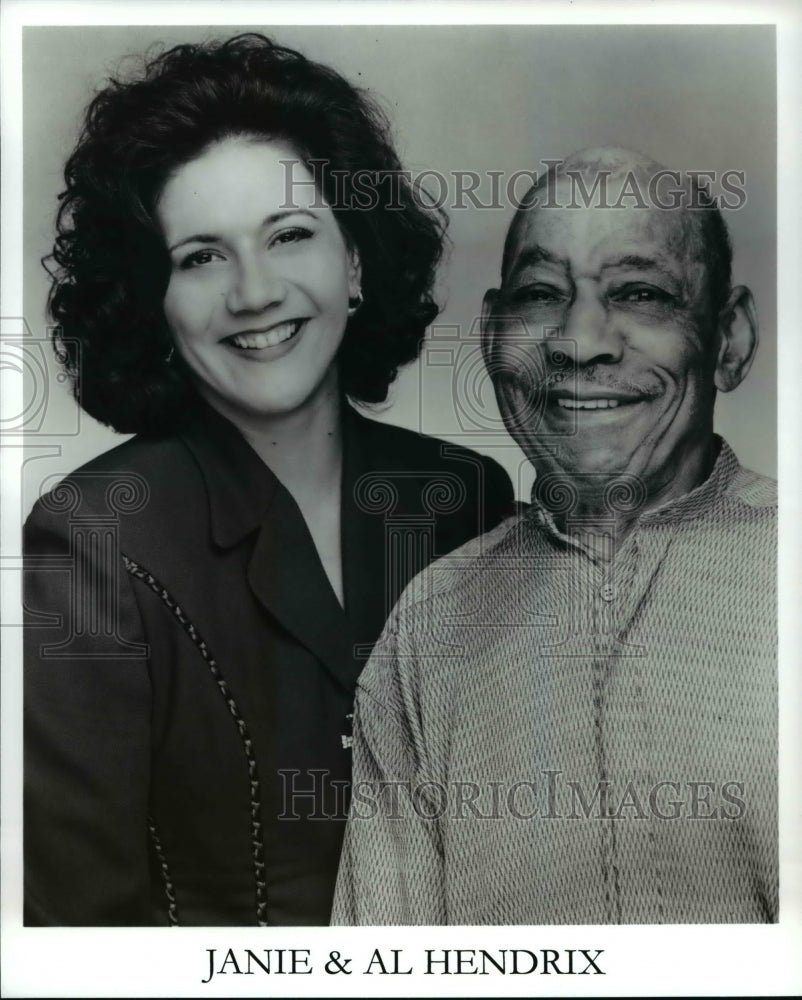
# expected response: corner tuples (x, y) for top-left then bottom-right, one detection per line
(544, 380), (659, 415)
(556, 397), (623, 410)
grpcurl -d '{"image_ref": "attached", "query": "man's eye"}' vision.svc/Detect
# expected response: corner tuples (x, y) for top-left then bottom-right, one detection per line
(270, 227), (313, 248)
(179, 249), (224, 270)
(510, 285), (564, 304)
(613, 285), (672, 304)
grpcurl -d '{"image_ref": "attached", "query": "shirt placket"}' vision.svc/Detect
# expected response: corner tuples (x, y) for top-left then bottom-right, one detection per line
(587, 528), (676, 921)
(564, 525), (626, 922)
(561, 523), (675, 921)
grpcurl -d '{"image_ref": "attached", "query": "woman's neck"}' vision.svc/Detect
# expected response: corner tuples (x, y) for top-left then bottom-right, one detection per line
(234, 391), (344, 502)
(195, 370), (344, 499)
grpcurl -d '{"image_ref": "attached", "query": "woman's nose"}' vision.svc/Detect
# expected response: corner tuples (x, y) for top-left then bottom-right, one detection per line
(226, 256), (286, 314)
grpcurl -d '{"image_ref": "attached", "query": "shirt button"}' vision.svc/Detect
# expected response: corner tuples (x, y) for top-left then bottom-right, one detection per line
(600, 584), (614, 602)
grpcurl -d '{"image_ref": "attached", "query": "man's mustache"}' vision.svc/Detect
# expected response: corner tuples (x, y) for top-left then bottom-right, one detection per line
(522, 366), (662, 397)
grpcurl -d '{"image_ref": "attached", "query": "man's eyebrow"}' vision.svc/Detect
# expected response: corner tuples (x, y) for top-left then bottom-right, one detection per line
(167, 208), (318, 253)
(509, 246), (566, 277)
(602, 254), (677, 275)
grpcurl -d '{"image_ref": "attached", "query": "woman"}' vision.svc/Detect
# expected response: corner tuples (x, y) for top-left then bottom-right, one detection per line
(24, 33), (513, 926)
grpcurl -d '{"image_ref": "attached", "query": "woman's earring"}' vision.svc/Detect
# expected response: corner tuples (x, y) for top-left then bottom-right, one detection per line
(347, 291), (364, 317)
(165, 345), (175, 364)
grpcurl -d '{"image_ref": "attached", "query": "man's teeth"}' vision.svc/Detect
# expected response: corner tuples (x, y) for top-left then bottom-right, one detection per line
(229, 321), (300, 349)
(557, 398), (622, 410)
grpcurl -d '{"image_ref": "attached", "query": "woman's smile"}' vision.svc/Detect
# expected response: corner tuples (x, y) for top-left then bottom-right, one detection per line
(224, 318), (307, 354)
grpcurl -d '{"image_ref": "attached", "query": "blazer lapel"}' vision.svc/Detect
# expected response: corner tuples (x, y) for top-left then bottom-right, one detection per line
(341, 410), (391, 665)
(247, 482), (362, 696)
(183, 401), (371, 695)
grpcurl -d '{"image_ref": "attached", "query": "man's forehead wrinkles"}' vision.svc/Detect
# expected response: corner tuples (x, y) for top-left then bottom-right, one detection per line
(606, 253), (669, 269)
(509, 242), (683, 286)
(600, 251), (682, 278)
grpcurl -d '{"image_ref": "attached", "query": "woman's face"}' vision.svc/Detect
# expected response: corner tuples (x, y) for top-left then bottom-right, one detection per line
(157, 136), (360, 426)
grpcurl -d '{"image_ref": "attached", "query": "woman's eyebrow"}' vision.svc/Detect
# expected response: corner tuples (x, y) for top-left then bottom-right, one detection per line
(167, 209), (319, 252)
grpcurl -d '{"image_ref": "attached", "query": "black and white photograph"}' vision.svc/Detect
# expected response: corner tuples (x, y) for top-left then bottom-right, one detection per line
(2, 0), (800, 996)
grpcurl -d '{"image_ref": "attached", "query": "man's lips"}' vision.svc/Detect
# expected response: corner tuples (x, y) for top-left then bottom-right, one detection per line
(223, 319), (305, 350)
(556, 397), (626, 410)
(546, 384), (658, 411)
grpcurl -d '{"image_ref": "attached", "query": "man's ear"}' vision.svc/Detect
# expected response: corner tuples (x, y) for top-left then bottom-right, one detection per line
(481, 288), (499, 367)
(714, 285), (758, 392)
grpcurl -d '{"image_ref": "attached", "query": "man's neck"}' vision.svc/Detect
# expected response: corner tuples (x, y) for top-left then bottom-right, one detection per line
(544, 436), (720, 558)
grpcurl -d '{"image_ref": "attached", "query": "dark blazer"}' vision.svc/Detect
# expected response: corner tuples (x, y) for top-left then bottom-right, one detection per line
(24, 404), (513, 926)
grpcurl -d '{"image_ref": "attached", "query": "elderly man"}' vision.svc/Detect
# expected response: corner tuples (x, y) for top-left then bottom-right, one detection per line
(332, 148), (777, 925)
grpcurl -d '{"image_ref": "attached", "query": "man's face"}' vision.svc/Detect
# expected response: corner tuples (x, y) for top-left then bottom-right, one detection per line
(484, 175), (721, 500)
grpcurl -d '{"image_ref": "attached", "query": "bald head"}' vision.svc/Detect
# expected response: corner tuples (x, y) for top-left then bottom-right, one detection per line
(501, 147), (733, 317)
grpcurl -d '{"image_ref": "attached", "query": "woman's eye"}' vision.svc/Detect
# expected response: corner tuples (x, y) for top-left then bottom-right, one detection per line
(269, 227), (313, 248)
(179, 249), (224, 270)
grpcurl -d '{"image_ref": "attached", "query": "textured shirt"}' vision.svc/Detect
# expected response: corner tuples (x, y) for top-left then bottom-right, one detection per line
(332, 439), (778, 924)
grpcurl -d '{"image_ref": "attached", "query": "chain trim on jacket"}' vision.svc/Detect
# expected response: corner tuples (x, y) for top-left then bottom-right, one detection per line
(123, 555), (269, 926)
(147, 815), (179, 925)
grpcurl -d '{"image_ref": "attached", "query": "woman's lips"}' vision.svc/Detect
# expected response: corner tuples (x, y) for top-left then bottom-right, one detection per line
(224, 319), (304, 350)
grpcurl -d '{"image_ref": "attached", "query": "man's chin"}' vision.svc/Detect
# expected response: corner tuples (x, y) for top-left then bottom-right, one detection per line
(529, 449), (650, 512)
(537, 446), (635, 478)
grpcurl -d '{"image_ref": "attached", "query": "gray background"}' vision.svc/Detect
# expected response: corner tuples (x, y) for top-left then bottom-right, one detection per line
(22, 24), (776, 509)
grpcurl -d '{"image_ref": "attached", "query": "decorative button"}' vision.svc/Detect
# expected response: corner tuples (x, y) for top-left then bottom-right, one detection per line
(600, 583), (614, 602)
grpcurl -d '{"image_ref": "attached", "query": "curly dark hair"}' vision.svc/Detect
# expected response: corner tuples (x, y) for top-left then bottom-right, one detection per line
(47, 33), (447, 435)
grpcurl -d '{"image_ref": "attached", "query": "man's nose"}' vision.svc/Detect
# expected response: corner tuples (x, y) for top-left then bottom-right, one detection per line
(226, 256), (286, 314)
(554, 290), (623, 366)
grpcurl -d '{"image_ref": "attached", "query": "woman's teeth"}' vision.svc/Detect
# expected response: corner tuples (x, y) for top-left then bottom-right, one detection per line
(557, 398), (623, 410)
(228, 321), (301, 349)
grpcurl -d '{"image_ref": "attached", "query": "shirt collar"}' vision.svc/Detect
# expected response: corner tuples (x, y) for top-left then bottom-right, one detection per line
(637, 436), (740, 524)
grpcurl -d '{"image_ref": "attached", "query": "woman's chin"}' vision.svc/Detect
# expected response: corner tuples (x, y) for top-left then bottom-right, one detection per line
(199, 374), (341, 428)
